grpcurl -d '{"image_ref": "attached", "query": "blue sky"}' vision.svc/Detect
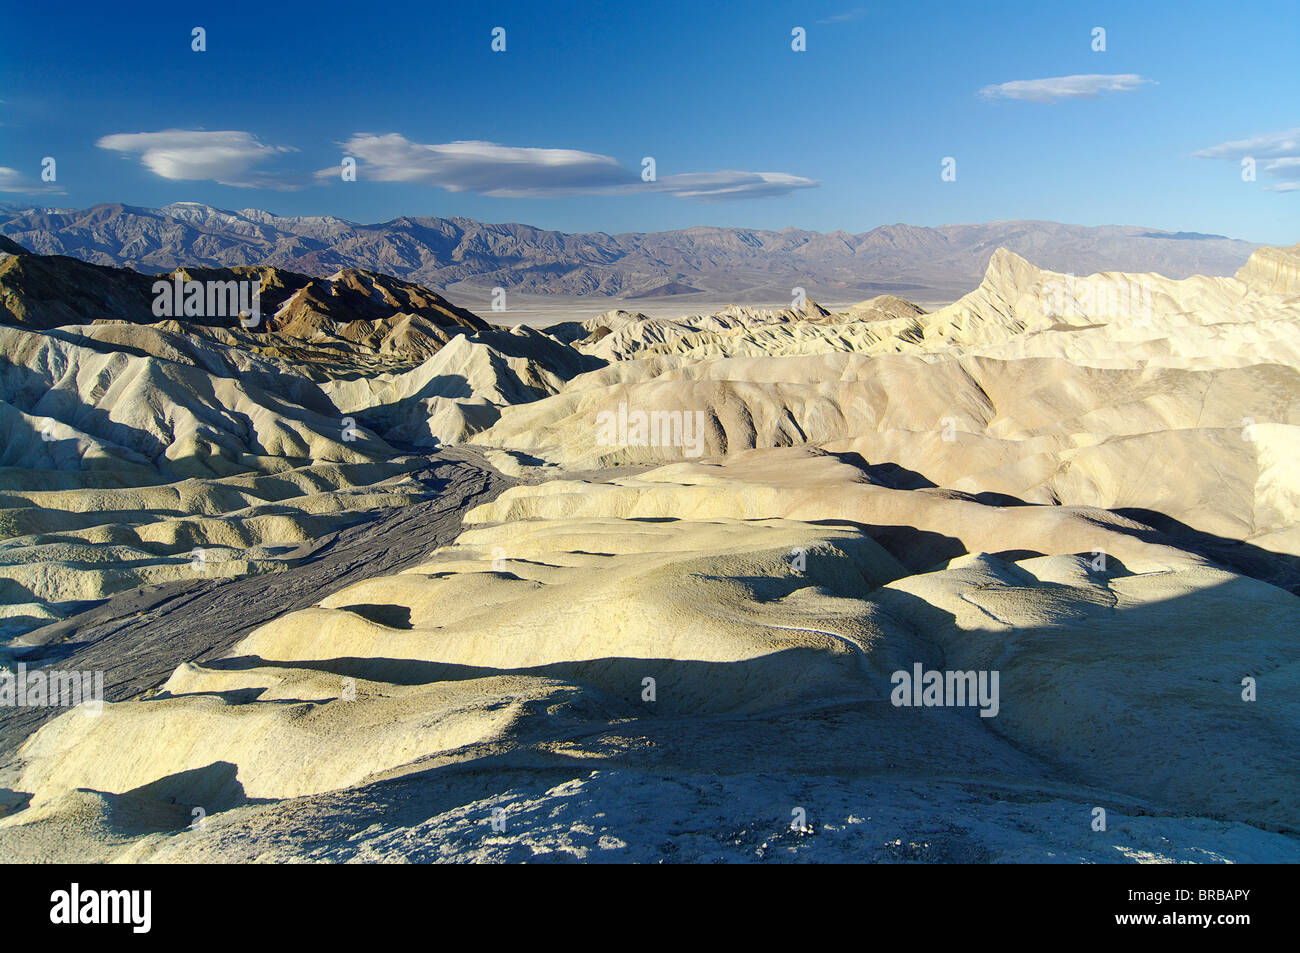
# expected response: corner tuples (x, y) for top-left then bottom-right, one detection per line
(1, 0), (1296, 242)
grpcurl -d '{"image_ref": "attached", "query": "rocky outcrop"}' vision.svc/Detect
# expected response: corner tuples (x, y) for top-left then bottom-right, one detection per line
(1235, 242), (1300, 295)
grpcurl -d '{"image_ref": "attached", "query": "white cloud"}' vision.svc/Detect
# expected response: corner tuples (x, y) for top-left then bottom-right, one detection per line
(96, 129), (301, 189)
(1193, 128), (1300, 160)
(320, 134), (818, 201)
(0, 166), (61, 194)
(322, 135), (630, 196)
(647, 170), (818, 202)
(979, 74), (1151, 103)
(1195, 128), (1300, 193)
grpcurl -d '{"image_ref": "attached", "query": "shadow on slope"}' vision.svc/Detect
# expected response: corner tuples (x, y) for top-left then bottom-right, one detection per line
(1113, 507), (1300, 595)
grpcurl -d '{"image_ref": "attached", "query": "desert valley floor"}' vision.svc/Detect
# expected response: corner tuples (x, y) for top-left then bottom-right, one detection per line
(0, 235), (1297, 862)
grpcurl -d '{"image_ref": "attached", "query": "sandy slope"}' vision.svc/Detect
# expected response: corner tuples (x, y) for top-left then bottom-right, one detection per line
(4, 477), (1297, 859)
(0, 313), (587, 635)
(473, 249), (1300, 571)
(1, 243), (1297, 862)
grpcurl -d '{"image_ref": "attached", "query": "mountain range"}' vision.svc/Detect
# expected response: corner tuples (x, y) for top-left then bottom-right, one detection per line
(0, 202), (1261, 302)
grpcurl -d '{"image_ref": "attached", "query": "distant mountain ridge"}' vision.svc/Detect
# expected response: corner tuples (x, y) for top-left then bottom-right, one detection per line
(0, 202), (1264, 301)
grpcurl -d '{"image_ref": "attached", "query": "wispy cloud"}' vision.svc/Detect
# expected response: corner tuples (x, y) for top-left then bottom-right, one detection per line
(318, 134), (818, 202)
(1194, 127), (1300, 193)
(318, 135), (629, 195)
(96, 129), (303, 189)
(648, 170), (818, 201)
(979, 74), (1151, 103)
(1193, 128), (1300, 160)
(0, 166), (62, 194)
(817, 8), (866, 24)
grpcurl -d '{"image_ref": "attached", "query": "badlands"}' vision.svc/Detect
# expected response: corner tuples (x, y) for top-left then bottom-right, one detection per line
(0, 233), (1297, 862)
